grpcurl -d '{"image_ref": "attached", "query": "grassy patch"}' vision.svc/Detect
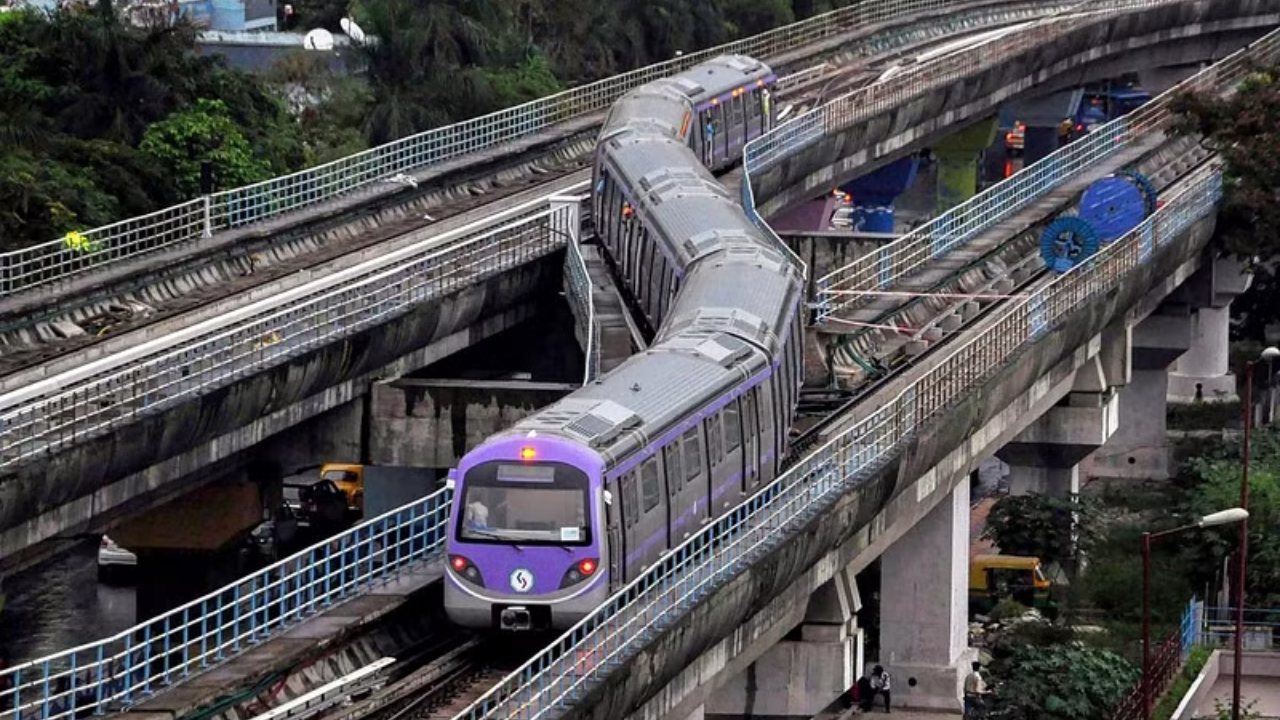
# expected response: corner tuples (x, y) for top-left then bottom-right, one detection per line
(1154, 645), (1212, 720)
(1168, 401), (1244, 430)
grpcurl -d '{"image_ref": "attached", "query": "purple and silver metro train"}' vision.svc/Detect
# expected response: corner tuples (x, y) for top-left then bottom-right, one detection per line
(443, 52), (804, 633)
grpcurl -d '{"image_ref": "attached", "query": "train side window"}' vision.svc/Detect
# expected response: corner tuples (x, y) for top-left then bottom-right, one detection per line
(682, 428), (702, 481)
(622, 471), (640, 528)
(706, 415), (723, 463)
(665, 444), (683, 495)
(724, 399), (742, 452)
(640, 459), (660, 513)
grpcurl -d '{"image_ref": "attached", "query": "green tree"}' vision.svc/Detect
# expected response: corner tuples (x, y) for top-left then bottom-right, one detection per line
(139, 98), (272, 196)
(1180, 428), (1280, 606)
(981, 493), (1101, 570)
(1172, 65), (1280, 339)
(0, 3), (302, 247)
(1171, 67), (1280, 263)
(988, 644), (1138, 720)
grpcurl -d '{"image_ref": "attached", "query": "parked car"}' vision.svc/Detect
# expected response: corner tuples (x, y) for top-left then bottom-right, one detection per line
(97, 535), (137, 583)
(283, 479), (351, 533)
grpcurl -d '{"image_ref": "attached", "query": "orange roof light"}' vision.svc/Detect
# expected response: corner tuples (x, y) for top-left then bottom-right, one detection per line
(520, 446), (537, 461)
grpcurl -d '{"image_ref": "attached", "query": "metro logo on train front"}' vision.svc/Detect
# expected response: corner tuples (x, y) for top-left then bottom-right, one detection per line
(510, 568), (534, 593)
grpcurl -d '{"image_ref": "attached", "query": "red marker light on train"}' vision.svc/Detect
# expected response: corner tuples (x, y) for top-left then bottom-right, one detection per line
(451, 556), (469, 571)
(520, 446), (537, 461)
(578, 559), (597, 576)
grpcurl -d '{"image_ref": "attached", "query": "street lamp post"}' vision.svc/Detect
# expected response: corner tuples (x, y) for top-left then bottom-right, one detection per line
(1143, 508), (1249, 720)
(1233, 346), (1280, 720)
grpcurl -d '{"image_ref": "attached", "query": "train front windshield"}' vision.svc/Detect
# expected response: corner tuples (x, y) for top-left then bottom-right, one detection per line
(456, 461), (593, 546)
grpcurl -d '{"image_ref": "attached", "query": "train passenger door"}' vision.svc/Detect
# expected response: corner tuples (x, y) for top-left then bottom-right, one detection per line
(605, 479), (626, 588)
(668, 429), (707, 543)
(723, 399), (745, 506)
(629, 458), (667, 574)
(730, 93), (746, 153)
(741, 391), (760, 493)
(705, 413), (733, 517)
(757, 381), (778, 483)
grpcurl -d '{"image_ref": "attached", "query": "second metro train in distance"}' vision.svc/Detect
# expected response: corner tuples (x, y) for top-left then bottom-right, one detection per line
(443, 54), (805, 633)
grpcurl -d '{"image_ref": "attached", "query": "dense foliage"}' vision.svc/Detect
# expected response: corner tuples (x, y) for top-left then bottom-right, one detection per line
(986, 642), (1138, 720)
(1177, 427), (1280, 606)
(981, 493), (1100, 571)
(0, 0), (851, 251)
(0, 2), (303, 249)
(1171, 64), (1280, 339)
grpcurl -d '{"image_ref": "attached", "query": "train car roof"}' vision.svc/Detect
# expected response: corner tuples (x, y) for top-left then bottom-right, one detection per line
(663, 55), (773, 106)
(602, 85), (690, 139)
(658, 249), (802, 353)
(507, 330), (767, 454)
(604, 136), (757, 271)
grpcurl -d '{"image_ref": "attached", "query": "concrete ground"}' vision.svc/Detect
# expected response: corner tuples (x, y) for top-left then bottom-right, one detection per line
(1200, 676), (1280, 718)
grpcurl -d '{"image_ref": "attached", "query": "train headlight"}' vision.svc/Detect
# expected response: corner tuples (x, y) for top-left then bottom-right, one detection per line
(559, 558), (601, 589)
(449, 555), (485, 587)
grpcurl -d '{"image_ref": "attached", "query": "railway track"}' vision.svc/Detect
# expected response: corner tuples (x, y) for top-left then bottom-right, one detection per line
(0, 21), (1032, 386)
(786, 133), (1218, 463)
(319, 636), (541, 720)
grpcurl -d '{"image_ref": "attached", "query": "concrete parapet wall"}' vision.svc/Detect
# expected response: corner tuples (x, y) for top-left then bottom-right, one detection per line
(561, 207), (1218, 719)
(0, 254), (561, 568)
(751, 0), (1279, 219)
(369, 379), (576, 468)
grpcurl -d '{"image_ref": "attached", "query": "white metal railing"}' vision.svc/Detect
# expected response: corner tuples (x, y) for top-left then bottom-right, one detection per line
(559, 198), (600, 386)
(0, 184), (590, 470)
(803, 17), (1278, 320)
(0, 0), (1022, 298)
(0, 488), (453, 720)
(446, 20), (1280, 720)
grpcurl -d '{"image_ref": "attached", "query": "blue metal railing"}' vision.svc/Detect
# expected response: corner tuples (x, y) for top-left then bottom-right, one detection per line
(0, 489), (453, 720)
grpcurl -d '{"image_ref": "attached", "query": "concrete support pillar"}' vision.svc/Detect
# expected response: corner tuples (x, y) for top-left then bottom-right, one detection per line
(706, 570), (862, 720)
(997, 355), (1121, 496)
(845, 156), (919, 234)
(878, 480), (973, 712)
(1169, 305), (1236, 402)
(934, 117), (999, 214)
(1085, 308), (1190, 481)
(1167, 257), (1251, 403)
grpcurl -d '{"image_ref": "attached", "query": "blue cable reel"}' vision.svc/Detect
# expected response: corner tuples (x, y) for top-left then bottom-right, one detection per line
(1119, 169), (1159, 217)
(1079, 175), (1147, 244)
(1040, 215), (1100, 273)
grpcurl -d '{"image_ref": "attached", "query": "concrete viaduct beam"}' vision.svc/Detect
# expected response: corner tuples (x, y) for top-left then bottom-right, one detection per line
(750, 0), (1279, 221)
(0, 255), (561, 571)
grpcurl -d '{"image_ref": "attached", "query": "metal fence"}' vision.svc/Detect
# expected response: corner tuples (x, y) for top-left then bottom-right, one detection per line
(0, 0), (1017, 298)
(447, 133), (1228, 720)
(0, 487), (454, 720)
(0, 185), (590, 470)
(1201, 606), (1280, 653)
(746, 2), (1280, 324)
(558, 197), (601, 386)
(1110, 599), (1203, 720)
